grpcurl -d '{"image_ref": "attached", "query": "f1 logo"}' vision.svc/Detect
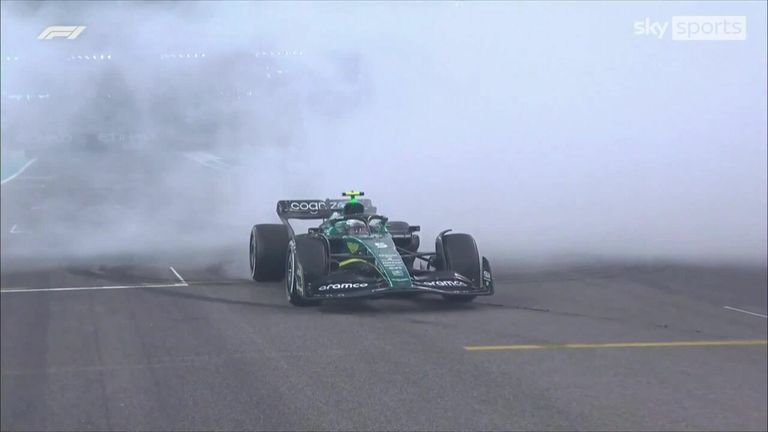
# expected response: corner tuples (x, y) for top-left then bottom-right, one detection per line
(37, 26), (86, 40)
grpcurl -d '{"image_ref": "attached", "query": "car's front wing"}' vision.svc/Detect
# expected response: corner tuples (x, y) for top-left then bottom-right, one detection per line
(301, 259), (494, 300)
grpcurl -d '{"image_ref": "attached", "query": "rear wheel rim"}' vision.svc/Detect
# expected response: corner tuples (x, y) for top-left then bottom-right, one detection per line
(250, 232), (257, 275)
(286, 248), (295, 300)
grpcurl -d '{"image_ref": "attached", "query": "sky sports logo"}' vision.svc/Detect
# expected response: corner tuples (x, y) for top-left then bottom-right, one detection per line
(634, 16), (746, 40)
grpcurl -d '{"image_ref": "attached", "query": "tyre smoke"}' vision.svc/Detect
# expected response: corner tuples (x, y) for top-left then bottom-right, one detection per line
(1, 1), (765, 267)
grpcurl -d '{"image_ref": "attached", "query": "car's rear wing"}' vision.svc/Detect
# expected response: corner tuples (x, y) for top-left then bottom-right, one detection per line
(276, 199), (377, 220)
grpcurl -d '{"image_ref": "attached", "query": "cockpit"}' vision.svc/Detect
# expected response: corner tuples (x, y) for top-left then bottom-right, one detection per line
(328, 215), (389, 236)
(334, 219), (370, 236)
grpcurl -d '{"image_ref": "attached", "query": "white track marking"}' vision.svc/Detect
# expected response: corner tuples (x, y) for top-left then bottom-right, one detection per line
(1, 158), (38, 185)
(724, 306), (768, 319)
(0, 282), (188, 294)
(9, 224), (21, 234)
(169, 266), (188, 285)
(2, 268), (190, 294)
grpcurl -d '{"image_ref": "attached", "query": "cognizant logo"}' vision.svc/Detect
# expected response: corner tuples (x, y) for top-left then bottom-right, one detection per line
(289, 201), (326, 214)
(287, 200), (348, 214)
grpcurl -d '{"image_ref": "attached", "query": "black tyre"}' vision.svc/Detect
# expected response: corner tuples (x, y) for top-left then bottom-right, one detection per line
(388, 221), (419, 270)
(250, 224), (289, 281)
(294, 235), (329, 283)
(286, 235), (327, 306)
(386, 221), (410, 236)
(399, 235), (420, 270)
(436, 233), (481, 302)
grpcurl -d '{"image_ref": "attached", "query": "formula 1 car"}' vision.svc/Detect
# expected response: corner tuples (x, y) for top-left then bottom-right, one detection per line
(249, 191), (494, 306)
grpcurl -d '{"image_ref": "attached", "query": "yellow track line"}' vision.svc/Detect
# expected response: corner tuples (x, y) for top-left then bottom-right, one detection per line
(464, 339), (768, 352)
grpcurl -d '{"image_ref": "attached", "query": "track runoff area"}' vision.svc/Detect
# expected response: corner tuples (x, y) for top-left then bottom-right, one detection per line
(1, 250), (766, 430)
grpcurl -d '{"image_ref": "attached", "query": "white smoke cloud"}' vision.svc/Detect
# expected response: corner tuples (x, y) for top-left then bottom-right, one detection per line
(1, 1), (766, 267)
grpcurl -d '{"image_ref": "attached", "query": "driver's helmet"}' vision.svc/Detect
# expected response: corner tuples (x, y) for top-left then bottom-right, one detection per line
(343, 201), (365, 215)
(344, 219), (370, 235)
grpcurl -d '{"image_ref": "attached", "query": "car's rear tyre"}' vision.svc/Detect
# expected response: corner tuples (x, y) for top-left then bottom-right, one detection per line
(388, 221), (419, 270)
(286, 235), (327, 306)
(250, 224), (289, 282)
(436, 233), (481, 302)
(386, 221), (410, 236)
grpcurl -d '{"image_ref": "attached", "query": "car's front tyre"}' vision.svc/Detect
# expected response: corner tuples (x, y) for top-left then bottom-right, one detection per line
(286, 243), (322, 307)
(436, 233), (481, 303)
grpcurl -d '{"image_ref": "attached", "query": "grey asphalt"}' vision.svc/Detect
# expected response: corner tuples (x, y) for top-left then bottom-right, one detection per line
(1, 252), (766, 431)
(1, 154), (767, 431)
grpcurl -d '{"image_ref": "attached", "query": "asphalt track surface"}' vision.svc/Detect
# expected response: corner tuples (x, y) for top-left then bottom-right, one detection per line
(1, 153), (767, 431)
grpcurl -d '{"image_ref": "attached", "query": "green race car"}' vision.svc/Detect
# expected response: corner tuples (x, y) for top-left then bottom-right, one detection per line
(249, 191), (494, 306)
